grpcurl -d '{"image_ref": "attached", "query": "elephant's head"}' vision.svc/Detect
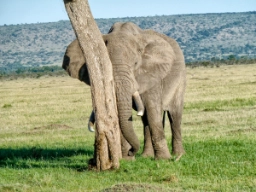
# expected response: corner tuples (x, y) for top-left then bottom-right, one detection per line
(62, 22), (176, 157)
(62, 39), (90, 85)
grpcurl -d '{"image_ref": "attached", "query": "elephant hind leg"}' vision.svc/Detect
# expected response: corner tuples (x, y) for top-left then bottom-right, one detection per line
(167, 109), (185, 160)
(141, 110), (154, 158)
(146, 103), (171, 159)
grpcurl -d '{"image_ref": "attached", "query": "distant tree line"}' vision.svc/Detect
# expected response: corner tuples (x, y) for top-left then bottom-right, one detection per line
(1, 55), (256, 80)
(0, 65), (66, 80)
(187, 55), (256, 67)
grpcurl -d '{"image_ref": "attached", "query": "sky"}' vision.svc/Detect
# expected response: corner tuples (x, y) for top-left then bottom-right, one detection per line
(0, 0), (255, 26)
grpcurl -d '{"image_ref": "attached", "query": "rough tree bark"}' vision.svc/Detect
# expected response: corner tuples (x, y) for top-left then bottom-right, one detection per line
(63, 0), (122, 170)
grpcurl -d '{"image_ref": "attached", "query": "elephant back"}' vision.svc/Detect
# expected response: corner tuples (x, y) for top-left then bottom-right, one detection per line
(108, 22), (143, 35)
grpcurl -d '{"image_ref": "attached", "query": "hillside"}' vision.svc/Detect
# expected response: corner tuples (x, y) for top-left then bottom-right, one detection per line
(0, 11), (256, 71)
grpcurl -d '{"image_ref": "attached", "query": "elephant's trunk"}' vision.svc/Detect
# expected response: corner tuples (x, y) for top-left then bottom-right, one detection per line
(114, 74), (140, 156)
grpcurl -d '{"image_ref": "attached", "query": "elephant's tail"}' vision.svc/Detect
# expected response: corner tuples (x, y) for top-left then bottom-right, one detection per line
(162, 111), (166, 129)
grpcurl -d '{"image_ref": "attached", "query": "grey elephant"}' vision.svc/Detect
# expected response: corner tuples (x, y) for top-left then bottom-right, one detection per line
(62, 22), (186, 160)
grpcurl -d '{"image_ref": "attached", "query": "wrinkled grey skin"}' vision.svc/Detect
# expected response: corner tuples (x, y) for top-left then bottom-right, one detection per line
(62, 22), (186, 160)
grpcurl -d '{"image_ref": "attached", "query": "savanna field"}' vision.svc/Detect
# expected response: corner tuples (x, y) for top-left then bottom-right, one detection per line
(0, 64), (256, 191)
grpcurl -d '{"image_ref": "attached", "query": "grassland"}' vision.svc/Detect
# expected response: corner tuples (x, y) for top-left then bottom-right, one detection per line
(0, 64), (256, 191)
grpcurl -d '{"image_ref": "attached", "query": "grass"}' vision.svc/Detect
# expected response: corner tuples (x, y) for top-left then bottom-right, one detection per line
(0, 64), (256, 191)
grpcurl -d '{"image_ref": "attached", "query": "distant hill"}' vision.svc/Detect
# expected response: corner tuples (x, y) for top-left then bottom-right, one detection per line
(0, 11), (256, 72)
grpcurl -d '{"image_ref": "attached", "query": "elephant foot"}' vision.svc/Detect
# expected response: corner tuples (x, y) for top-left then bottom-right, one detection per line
(122, 155), (135, 161)
(141, 147), (154, 158)
(172, 149), (185, 161)
(172, 144), (185, 161)
(174, 153), (183, 161)
(121, 146), (136, 161)
(122, 151), (136, 160)
(141, 151), (154, 158)
(154, 139), (171, 160)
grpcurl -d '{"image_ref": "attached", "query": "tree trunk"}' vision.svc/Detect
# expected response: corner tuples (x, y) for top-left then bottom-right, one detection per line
(63, 0), (122, 170)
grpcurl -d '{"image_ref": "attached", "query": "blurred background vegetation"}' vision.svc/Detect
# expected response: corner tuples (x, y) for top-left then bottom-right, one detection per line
(0, 11), (256, 77)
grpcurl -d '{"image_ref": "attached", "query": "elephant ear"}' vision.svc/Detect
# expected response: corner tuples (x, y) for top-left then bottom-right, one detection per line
(63, 39), (90, 85)
(134, 32), (176, 94)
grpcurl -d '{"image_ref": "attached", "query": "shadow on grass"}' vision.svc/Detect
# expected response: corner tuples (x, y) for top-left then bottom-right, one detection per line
(0, 147), (94, 171)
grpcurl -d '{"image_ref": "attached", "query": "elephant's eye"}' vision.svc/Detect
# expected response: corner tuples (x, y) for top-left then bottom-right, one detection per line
(105, 40), (108, 46)
(134, 61), (140, 70)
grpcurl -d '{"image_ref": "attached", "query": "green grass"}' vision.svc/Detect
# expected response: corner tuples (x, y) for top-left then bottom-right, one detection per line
(2, 104), (12, 108)
(185, 97), (256, 112)
(1, 64), (256, 191)
(1, 137), (255, 191)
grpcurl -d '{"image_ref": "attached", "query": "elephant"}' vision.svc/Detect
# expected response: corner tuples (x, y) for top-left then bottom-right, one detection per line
(62, 22), (186, 160)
